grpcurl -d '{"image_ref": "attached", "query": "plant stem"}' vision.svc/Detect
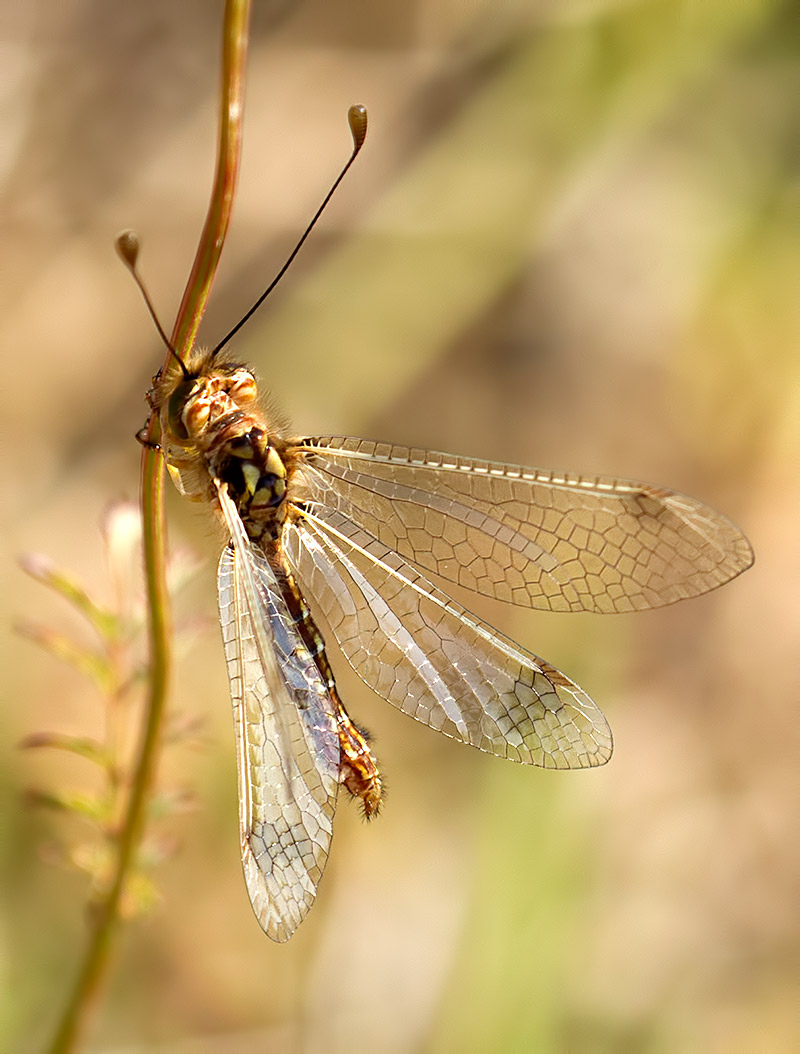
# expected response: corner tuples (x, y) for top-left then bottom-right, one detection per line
(47, 3), (251, 1050)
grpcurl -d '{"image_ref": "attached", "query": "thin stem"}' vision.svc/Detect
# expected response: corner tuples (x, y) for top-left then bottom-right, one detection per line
(173, 0), (250, 356)
(46, 3), (251, 1051)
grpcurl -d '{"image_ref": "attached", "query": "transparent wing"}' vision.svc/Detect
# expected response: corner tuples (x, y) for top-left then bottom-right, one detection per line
(216, 484), (340, 942)
(292, 438), (753, 614)
(284, 505), (613, 769)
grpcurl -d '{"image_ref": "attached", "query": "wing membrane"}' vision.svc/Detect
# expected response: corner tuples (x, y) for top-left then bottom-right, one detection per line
(216, 484), (340, 942)
(284, 505), (613, 769)
(292, 438), (753, 613)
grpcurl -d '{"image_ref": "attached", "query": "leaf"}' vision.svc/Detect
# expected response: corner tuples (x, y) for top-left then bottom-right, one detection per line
(19, 732), (110, 768)
(19, 553), (119, 640)
(26, 788), (110, 824)
(15, 620), (114, 693)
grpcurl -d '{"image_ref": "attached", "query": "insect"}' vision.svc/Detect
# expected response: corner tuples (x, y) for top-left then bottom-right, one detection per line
(123, 107), (753, 941)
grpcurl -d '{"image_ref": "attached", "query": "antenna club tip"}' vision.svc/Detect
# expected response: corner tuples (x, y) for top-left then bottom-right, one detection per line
(347, 105), (368, 151)
(115, 229), (140, 269)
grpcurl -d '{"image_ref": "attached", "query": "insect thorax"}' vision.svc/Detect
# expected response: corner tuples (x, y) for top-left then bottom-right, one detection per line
(157, 359), (289, 541)
(209, 423), (288, 540)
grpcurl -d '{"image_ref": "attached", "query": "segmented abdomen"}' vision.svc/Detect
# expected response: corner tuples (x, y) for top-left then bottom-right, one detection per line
(274, 555), (383, 817)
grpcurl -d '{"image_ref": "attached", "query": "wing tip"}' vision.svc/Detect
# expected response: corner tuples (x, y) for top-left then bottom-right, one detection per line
(242, 840), (322, 944)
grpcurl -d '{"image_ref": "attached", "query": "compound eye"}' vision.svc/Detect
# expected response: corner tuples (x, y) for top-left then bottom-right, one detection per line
(227, 369), (257, 404)
(166, 377), (200, 440)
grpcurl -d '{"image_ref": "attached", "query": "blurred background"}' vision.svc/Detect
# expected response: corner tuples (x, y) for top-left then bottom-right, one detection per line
(2, 0), (797, 1050)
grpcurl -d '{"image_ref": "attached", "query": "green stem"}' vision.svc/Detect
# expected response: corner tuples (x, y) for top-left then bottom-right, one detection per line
(47, 3), (251, 1051)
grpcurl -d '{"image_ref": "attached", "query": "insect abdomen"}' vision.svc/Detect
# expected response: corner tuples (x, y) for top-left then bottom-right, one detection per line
(277, 563), (383, 817)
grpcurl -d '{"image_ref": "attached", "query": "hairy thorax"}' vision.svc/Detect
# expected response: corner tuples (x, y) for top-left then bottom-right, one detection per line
(153, 354), (296, 543)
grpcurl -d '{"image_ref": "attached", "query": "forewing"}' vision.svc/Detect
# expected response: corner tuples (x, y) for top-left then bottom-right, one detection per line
(284, 506), (613, 769)
(292, 438), (753, 613)
(216, 484), (340, 942)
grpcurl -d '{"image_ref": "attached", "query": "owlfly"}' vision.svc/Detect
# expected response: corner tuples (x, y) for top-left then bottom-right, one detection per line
(121, 106), (753, 941)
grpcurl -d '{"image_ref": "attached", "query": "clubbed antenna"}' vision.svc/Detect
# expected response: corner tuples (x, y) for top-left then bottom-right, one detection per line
(115, 230), (190, 378)
(210, 104), (369, 359)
